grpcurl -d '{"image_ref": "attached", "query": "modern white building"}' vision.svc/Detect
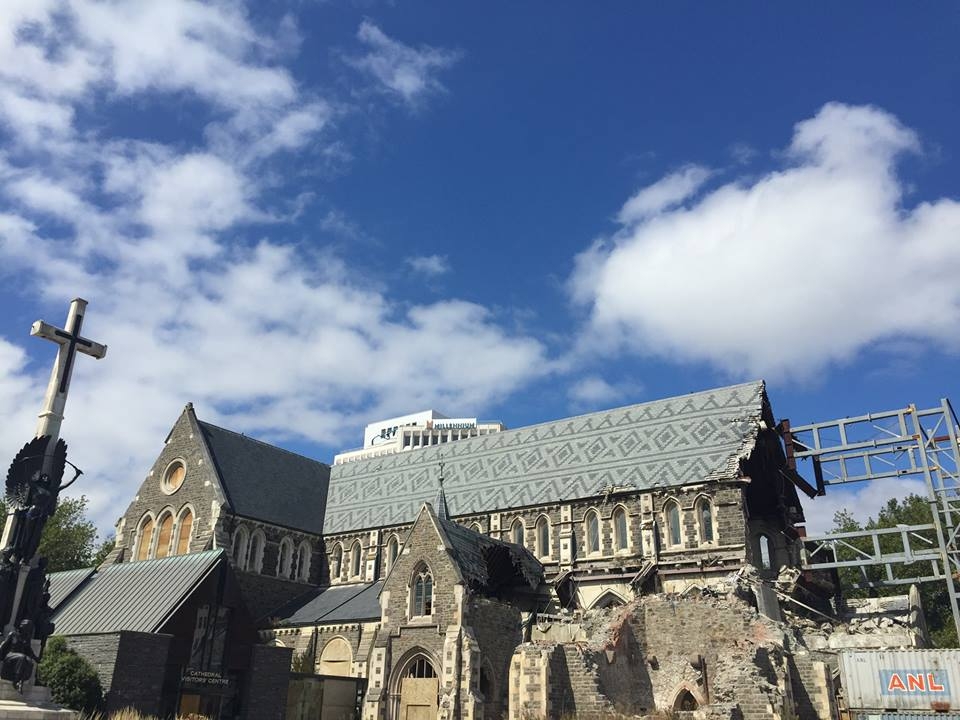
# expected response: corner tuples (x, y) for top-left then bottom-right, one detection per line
(333, 410), (505, 464)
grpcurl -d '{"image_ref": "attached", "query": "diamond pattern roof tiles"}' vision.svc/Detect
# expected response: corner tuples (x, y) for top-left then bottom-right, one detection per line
(324, 381), (767, 534)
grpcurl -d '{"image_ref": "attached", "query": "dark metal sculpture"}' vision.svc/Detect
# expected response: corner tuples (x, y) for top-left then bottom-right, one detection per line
(0, 435), (73, 692)
(0, 620), (40, 692)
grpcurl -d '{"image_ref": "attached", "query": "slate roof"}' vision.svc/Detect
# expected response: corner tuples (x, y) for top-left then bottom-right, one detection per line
(325, 381), (768, 533)
(271, 581), (383, 626)
(198, 421), (330, 535)
(47, 567), (95, 611)
(436, 513), (542, 591)
(52, 550), (223, 636)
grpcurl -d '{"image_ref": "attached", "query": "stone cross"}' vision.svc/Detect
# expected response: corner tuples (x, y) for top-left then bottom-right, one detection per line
(0, 299), (106, 553)
(30, 298), (107, 466)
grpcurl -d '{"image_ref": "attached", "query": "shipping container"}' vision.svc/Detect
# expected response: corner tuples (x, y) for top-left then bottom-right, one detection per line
(854, 714), (960, 720)
(840, 649), (960, 713)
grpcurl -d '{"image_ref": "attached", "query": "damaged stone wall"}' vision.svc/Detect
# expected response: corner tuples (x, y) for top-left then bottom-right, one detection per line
(510, 591), (803, 720)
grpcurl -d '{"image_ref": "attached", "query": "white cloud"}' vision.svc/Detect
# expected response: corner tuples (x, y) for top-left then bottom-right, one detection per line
(570, 103), (960, 379)
(406, 254), (450, 277)
(0, 1), (544, 535)
(346, 21), (462, 107)
(799, 478), (929, 535)
(617, 165), (712, 224)
(568, 376), (619, 405)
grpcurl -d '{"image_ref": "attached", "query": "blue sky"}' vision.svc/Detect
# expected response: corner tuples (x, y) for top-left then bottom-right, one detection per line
(1, 2), (958, 536)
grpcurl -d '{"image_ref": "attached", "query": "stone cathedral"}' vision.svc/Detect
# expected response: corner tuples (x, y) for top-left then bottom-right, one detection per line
(46, 380), (925, 720)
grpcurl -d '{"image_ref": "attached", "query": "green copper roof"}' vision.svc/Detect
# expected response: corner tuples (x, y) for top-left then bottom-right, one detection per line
(52, 550), (223, 635)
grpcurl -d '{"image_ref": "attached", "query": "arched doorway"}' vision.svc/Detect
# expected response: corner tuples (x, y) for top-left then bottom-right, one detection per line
(390, 651), (439, 720)
(674, 688), (698, 711)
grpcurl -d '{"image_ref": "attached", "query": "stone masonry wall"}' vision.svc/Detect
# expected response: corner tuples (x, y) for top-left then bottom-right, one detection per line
(241, 644), (292, 720)
(510, 592), (798, 720)
(468, 597), (523, 719)
(68, 632), (174, 716)
(325, 484), (751, 604)
(65, 633), (122, 695)
(107, 405), (224, 564)
(111, 631), (175, 716)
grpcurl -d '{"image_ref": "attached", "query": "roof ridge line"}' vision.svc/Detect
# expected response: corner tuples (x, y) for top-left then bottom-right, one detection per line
(196, 419), (329, 467)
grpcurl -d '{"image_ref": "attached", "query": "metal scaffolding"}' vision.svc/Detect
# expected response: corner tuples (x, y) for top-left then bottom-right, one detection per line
(783, 399), (960, 639)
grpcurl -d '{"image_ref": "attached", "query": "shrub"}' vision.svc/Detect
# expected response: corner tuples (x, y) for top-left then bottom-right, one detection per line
(38, 636), (103, 712)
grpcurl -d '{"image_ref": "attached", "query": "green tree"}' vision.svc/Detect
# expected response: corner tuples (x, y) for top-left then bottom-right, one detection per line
(0, 495), (110, 571)
(37, 636), (103, 712)
(831, 494), (958, 647)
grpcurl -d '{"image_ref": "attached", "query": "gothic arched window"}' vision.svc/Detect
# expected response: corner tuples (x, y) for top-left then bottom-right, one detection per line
(536, 516), (550, 558)
(175, 508), (193, 555)
(411, 565), (433, 617)
(613, 506), (629, 551)
(511, 519), (524, 546)
(136, 515), (154, 562)
(350, 541), (362, 579)
(297, 541), (311, 581)
(330, 543), (343, 581)
(697, 497), (715, 544)
(585, 510), (600, 554)
(275, 537), (294, 578)
(155, 512), (174, 559)
(664, 500), (682, 547)
(232, 526), (249, 569)
(248, 531), (265, 573)
(386, 536), (399, 574)
(758, 534), (773, 570)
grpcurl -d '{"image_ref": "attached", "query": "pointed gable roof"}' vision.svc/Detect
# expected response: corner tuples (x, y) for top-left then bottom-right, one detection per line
(325, 380), (768, 533)
(420, 503), (542, 592)
(195, 416), (330, 535)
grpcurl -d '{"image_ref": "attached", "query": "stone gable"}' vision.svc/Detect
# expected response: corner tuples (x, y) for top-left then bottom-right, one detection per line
(106, 404), (227, 564)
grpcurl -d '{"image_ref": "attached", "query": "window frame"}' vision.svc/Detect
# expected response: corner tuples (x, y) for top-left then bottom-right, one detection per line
(612, 505), (629, 552)
(410, 564), (434, 619)
(696, 496), (716, 545)
(664, 499), (683, 548)
(535, 515), (551, 559)
(160, 458), (187, 495)
(510, 518), (525, 546)
(155, 510), (175, 559)
(584, 509), (601, 555)
(350, 540), (363, 579)
(232, 525), (250, 569)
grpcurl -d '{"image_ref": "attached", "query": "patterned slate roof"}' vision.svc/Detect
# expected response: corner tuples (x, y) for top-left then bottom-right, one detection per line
(324, 381), (767, 534)
(52, 550), (223, 635)
(272, 581), (383, 626)
(198, 421), (330, 535)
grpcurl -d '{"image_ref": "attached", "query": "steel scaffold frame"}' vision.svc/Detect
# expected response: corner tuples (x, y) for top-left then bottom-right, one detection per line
(784, 399), (960, 639)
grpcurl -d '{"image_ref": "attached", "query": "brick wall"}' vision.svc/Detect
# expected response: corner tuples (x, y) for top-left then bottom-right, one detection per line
(241, 644), (292, 720)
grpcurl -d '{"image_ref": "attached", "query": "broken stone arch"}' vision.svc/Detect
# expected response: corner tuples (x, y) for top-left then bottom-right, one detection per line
(589, 590), (629, 610)
(668, 683), (705, 711)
